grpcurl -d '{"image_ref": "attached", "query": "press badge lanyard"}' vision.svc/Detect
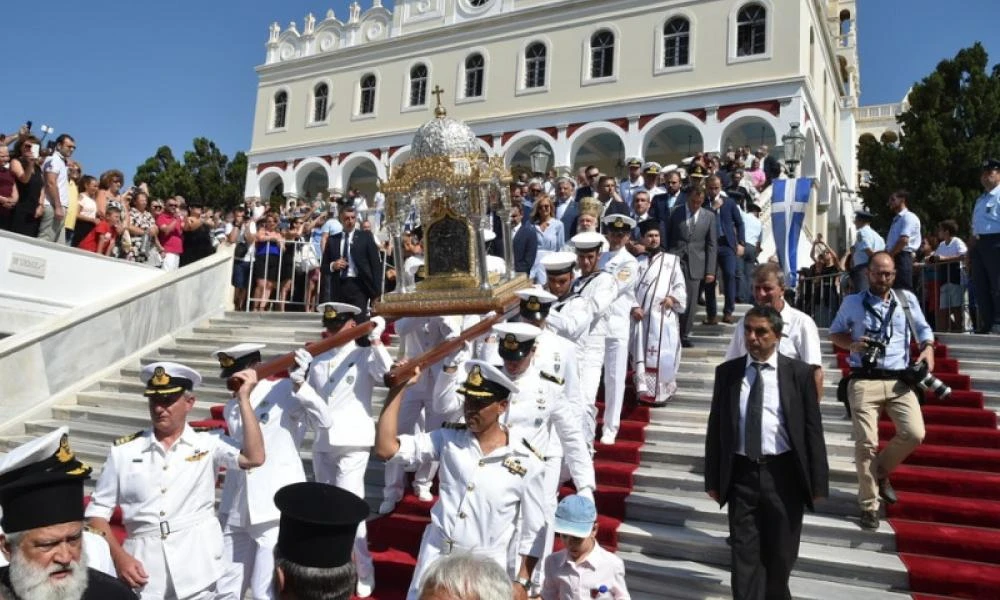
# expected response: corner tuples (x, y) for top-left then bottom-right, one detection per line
(863, 294), (897, 343)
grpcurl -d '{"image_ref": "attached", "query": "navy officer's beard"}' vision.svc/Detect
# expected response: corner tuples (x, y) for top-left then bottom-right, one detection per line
(8, 547), (88, 600)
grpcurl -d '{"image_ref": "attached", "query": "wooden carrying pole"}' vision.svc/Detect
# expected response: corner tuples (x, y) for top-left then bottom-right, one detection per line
(383, 303), (519, 388)
(227, 321), (376, 391)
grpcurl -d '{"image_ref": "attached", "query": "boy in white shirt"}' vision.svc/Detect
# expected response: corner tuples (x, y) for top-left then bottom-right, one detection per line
(930, 219), (969, 332)
(542, 495), (630, 600)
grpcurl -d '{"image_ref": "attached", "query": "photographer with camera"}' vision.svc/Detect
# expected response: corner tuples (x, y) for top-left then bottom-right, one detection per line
(829, 251), (935, 531)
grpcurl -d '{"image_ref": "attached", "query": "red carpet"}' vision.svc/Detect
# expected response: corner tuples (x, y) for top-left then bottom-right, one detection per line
(839, 342), (1000, 599)
(360, 384), (650, 600)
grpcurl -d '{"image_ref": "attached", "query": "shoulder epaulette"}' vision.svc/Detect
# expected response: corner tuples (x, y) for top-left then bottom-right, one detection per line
(441, 422), (467, 430)
(540, 371), (565, 385)
(83, 524), (106, 538)
(114, 430), (144, 446)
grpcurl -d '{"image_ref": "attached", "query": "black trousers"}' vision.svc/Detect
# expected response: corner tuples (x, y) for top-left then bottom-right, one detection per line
(971, 233), (1000, 329)
(728, 453), (804, 600)
(331, 276), (371, 316)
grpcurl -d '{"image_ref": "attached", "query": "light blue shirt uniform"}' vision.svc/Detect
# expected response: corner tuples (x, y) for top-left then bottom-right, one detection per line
(972, 183), (1000, 236)
(852, 225), (885, 267)
(829, 289), (933, 369)
(742, 211), (763, 247)
(886, 208), (921, 254)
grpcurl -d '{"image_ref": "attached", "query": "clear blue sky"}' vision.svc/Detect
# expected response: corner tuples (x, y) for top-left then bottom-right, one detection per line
(5, 1), (998, 184)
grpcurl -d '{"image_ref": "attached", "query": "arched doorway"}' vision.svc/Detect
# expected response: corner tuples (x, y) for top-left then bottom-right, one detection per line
(720, 115), (777, 155)
(297, 162), (330, 206)
(642, 120), (704, 167)
(258, 171), (285, 210)
(504, 133), (556, 181)
(570, 125), (626, 178)
(345, 161), (380, 202)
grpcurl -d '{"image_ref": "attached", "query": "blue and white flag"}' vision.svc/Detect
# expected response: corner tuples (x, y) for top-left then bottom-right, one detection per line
(770, 178), (812, 288)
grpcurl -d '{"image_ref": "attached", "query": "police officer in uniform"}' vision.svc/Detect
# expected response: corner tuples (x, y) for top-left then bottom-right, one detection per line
(848, 210), (885, 294)
(375, 362), (547, 600)
(598, 215), (639, 445)
(829, 252), (935, 530)
(567, 233), (620, 445)
(293, 302), (391, 597)
(211, 344), (330, 600)
(971, 158), (1000, 334)
(86, 362), (265, 599)
(0, 428), (135, 599)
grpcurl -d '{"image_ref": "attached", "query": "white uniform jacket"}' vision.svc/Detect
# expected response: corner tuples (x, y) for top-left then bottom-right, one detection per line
(503, 366), (595, 493)
(533, 329), (583, 414)
(297, 340), (393, 450)
(85, 426), (242, 599)
(219, 377), (330, 527)
(599, 247), (639, 341)
(390, 427), (547, 559)
(395, 315), (464, 398)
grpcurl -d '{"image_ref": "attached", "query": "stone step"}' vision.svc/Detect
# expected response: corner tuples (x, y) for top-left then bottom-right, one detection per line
(620, 550), (910, 600)
(641, 423), (857, 458)
(619, 489), (895, 552)
(619, 520), (907, 590)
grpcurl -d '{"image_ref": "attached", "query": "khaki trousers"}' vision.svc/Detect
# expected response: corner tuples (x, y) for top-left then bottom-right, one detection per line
(849, 379), (926, 511)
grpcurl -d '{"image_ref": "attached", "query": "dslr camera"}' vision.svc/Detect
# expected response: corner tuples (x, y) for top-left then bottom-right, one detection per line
(860, 339), (886, 370)
(901, 360), (953, 400)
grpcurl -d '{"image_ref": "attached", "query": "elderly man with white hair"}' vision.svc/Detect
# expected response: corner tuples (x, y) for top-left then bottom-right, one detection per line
(0, 427), (135, 599)
(417, 553), (513, 600)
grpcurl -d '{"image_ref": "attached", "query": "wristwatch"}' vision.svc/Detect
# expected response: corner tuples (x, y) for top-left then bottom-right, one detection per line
(513, 577), (531, 590)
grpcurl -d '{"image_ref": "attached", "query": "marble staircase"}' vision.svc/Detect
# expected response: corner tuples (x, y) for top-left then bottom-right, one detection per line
(3, 308), (1000, 599)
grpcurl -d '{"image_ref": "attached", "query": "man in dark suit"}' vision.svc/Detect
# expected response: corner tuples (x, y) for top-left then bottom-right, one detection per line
(705, 176), (746, 324)
(320, 204), (382, 313)
(508, 201), (537, 274)
(651, 169), (686, 249)
(574, 165), (601, 201)
(705, 305), (829, 600)
(666, 185), (717, 348)
(595, 175), (630, 232)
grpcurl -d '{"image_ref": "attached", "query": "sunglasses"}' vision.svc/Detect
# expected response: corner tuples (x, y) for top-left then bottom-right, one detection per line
(152, 206), (163, 210)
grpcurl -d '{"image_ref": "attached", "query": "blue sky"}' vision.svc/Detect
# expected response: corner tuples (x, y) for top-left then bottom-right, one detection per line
(5, 1), (999, 184)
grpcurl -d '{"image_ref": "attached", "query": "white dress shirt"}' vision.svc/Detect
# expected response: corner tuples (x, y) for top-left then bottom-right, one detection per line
(725, 303), (822, 367)
(737, 352), (790, 457)
(541, 542), (630, 600)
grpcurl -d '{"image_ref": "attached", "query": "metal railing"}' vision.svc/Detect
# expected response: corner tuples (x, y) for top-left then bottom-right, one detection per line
(795, 271), (844, 328)
(914, 260), (972, 333)
(236, 237), (391, 313)
(239, 239), (325, 312)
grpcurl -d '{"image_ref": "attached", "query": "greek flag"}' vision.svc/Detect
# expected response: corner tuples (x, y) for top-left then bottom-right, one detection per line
(770, 178), (812, 288)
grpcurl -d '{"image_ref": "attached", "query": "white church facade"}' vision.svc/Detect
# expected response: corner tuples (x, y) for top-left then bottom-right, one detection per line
(245, 0), (863, 249)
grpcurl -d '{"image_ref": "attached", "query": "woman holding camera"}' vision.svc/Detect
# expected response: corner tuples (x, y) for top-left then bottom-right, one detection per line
(8, 137), (44, 238)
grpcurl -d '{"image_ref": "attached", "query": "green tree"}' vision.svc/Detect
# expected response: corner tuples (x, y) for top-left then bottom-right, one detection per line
(858, 42), (1000, 236)
(134, 138), (247, 210)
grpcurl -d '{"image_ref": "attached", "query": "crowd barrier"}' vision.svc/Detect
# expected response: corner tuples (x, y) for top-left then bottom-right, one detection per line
(794, 260), (971, 333)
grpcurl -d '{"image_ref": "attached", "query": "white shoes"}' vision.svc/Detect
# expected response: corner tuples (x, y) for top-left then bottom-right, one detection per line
(599, 433), (616, 446)
(356, 572), (375, 597)
(416, 488), (434, 502)
(378, 496), (399, 514)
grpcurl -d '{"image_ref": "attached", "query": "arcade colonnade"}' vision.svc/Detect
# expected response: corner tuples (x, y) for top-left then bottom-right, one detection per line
(246, 102), (838, 213)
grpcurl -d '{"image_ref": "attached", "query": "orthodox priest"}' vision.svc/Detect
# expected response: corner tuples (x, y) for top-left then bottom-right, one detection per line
(630, 222), (688, 407)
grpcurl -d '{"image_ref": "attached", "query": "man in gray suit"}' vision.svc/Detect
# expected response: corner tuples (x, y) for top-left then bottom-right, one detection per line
(666, 185), (718, 348)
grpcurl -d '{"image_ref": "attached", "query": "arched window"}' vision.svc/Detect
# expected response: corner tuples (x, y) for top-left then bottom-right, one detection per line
(736, 3), (767, 57)
(273, 91), (288, 129)
(662, 17), (690, 67)
(525, 42), (547, 88)
(313, 84), (329, 122)
(590, 30), (615, 78)
(359, 74), (377, 115)
(409, 64), (428, 107)
(464, 53), (485, 98)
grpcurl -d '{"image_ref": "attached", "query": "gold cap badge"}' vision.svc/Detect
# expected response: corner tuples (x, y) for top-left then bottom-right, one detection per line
(467, 365), (483, 387)
(151, 367), (170, 387)
(503, 334), (520, 352)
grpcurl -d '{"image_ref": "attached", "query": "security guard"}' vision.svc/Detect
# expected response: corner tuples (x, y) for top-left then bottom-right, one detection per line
(374, 362), (547, 600)
(295, 302), (391, 597)
(86, 362), (265, 600)
(829, 252), (935, 531)
(885, 191), (922, 291)
(849, 210), (885, 293)
(211, 343), (330, 600)
(491, 324), (596, 592)
(598, 216), (639, 445)
(568, 233), (620, 445)
(971, 158), (1000, 334)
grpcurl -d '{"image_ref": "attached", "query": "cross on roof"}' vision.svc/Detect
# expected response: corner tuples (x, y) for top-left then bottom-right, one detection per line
(432, 85), (446, 117)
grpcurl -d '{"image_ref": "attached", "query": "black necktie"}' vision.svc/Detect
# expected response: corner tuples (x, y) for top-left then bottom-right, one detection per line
(341, 233), (351, 278)
(745, 362), (766, 461)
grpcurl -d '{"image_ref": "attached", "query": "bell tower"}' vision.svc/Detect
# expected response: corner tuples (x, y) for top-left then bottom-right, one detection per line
(830, 0), (860, 102)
